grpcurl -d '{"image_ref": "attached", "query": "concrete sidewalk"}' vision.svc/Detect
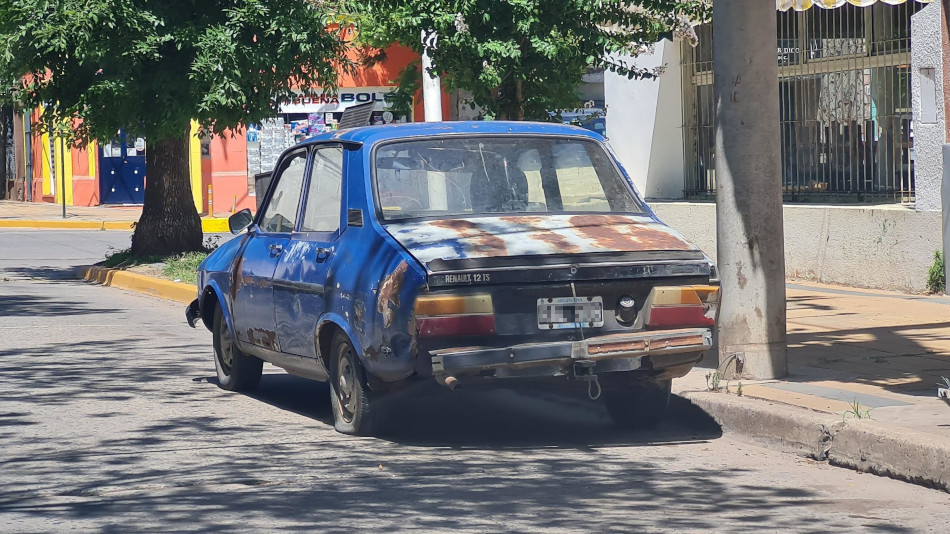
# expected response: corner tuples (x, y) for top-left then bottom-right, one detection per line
(674, 281), (950, 490)
(0, 200), (230, 232)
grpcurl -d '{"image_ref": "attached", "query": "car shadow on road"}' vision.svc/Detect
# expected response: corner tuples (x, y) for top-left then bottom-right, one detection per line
(0, 265), (83, 281)
(240, 372), (723, 450)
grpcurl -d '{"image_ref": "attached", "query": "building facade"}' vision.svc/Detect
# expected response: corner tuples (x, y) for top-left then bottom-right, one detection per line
(11, 45), (448, 215)
(605, 0), (944, 292)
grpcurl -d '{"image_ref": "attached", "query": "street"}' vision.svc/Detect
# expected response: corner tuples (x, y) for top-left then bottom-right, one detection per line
(1, 230), (949, 532)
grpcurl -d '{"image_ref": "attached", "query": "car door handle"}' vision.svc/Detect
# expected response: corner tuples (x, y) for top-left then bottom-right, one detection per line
(269, 244), (283, 256)
(315, 247), (332, 263)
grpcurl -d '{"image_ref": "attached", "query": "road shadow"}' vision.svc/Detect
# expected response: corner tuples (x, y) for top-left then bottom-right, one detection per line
(230, 372), (723, 450)
(0, 265), (81, 281)
(0, 293), (120, 317)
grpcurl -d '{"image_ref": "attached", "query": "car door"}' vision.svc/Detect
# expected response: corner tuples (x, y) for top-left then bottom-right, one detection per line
(232, 148), (310, 352)
(273, 145), (344, 358)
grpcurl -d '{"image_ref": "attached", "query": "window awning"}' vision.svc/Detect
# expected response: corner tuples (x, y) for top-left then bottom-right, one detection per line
(778, 0), (932, 11)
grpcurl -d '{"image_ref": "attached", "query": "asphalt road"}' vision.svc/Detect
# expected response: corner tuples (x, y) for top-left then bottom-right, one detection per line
(1, 230), (949, 532)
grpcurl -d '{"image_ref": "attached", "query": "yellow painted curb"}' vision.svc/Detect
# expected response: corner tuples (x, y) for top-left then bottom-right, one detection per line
(0, 218), (229, 232)
(0, 220), (135, 230)
(78, 266), (197, 304)
(202, 218), (230, 233)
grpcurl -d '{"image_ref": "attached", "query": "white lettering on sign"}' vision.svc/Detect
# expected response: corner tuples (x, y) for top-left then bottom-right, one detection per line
(443, 273), (491, 284)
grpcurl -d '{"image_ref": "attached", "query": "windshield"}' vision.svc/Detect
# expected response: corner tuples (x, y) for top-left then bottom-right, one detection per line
(374, 136), (644, 221)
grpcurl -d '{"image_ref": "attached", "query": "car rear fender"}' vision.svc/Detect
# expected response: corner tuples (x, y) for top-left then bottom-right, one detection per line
(200, 279), (233, 334)
(315, 314), (366, 370)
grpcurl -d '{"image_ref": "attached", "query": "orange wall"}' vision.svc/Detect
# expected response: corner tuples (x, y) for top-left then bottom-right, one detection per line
(204, 130), (254, 215)
(71, 143), (98, 206)
(206, 43), (449, 214)
(340, 44), (450, 121)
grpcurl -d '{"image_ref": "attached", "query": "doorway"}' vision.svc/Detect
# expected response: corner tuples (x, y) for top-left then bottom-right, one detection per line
(99, 130), (146, 204)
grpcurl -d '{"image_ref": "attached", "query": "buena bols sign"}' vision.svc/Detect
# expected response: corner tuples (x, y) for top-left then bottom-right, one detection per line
(279, 87), (398, 113)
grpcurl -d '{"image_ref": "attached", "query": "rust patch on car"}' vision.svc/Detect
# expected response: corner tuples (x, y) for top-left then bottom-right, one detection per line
(364, 344), (380, 361)
(246, 328), (278, 351)
(430, 219), (508, 256)
(535, 231), (583, 254)
(231, 255), (246, 300)
(569, 215), (691, 251)
(499, 215), (545, 225)
(377, 261), (408, 328)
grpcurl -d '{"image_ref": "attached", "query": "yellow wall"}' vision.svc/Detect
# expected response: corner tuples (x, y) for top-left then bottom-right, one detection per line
(87, 142), (97, 183)
(40, 132), (50, 196)
(50, 137), (74, 205)
(189, 120), (202, 212)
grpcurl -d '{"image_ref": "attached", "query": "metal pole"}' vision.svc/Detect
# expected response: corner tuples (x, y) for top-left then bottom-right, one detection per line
(23, 115), (32, 202)
(421, 30), (443, 122)
(713, 0), (788, 379)
(60, 137), (66, 218)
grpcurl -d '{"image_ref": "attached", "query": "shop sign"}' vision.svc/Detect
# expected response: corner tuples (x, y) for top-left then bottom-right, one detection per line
(280, 87), (398, 113)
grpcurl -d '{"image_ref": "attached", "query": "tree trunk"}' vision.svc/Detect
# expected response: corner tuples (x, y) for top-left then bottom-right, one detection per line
(131, 129), (203, 257)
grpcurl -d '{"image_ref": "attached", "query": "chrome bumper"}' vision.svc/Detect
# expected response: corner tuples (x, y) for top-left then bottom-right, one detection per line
(430, 328), (712, 381)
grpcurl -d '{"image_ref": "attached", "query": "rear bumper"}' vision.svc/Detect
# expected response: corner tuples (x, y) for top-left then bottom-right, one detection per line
(430, 327), (712, 382)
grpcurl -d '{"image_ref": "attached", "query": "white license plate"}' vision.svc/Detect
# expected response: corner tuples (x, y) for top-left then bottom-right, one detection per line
(537, 296), (604, 329)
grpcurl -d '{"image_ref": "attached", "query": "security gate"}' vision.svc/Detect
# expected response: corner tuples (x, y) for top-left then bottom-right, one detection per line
(99, 130), (145, 204)
(681, 1), (924, 203)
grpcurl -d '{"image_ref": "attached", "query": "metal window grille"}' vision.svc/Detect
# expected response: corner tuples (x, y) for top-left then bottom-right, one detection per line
(681, 2), (922, 203)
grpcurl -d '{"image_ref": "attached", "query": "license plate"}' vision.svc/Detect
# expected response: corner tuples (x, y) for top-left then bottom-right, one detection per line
(537, 296), (604, 329)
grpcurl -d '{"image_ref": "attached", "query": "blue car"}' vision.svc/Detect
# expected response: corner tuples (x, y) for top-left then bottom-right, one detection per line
(186, 121), (719, 435)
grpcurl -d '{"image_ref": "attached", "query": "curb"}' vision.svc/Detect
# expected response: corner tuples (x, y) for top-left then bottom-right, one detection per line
(0, 220), (135, 230)
(677, 389), (950, 492)
(77, 266), (197, 304)
(0, 218), (229, 232)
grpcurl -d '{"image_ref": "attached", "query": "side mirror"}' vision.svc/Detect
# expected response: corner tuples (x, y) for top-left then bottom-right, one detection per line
(228, 208), (254, 234)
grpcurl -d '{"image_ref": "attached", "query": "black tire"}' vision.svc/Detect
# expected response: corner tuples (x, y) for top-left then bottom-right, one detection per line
(329, 331), (379, 435)
(603, 378), (672, 430)
(212, 304), (263, 392)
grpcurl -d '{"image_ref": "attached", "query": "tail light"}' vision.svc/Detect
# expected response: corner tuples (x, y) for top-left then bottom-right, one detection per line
(643, 286), (720, 328)
(415, 294), (495, 337)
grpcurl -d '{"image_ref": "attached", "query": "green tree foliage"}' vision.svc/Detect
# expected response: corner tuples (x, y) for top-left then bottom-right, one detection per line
(0, 0), (348, 255)
(351, 0), (708, 120)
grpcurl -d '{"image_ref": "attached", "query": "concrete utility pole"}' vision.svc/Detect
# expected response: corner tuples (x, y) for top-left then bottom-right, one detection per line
(421, 30), (443, 122)
(713, 0), (788, 379)
(942, 0), (950, 294)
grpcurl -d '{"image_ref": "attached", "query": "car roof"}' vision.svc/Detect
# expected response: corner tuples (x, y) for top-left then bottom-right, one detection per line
(300, 120), (605, 148)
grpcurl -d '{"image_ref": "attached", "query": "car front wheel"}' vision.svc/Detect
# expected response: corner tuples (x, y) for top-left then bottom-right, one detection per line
(212, 304), (263, 392)
(603, 377), (672, 430)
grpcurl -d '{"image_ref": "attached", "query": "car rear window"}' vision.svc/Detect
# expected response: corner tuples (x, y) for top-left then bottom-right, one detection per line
(374, 136), (645, 221)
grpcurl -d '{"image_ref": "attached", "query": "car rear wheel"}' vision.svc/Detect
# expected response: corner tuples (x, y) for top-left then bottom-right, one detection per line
(329, 331), (380, 436)
(212, 304), (263, 392)
(603, 377), (672, 430)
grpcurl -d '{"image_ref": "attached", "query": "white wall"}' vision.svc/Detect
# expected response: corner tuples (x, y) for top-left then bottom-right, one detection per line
(910, 1), (946, 212)
(652, 202), (942, 293)
(604, 41), (685, 199)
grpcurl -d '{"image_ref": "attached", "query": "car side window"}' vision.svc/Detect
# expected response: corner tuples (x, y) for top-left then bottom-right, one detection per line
(261, 150), (308, 233)
(300, 146), (344, 233)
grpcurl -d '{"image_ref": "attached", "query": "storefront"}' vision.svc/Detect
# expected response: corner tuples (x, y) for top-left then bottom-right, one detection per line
(20, 44), (449, 214)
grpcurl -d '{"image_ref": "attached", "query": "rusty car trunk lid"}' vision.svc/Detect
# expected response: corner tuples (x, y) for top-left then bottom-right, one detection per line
(385, 214), (704, 269)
